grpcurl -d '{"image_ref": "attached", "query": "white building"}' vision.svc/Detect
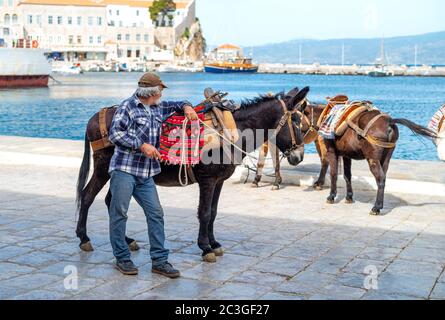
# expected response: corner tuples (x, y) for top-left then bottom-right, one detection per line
(0, 0), (196, 62)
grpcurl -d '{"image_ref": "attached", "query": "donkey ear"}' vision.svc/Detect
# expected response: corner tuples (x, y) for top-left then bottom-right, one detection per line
(289, 86), (310, 110)
(285, 87), (299, 98)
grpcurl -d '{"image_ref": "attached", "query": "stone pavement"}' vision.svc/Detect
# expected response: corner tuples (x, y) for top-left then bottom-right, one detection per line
(0, 135), (445, 300)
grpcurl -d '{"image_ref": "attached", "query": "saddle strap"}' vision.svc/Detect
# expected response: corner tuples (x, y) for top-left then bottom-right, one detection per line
(91, 108), (114, 152)
(186, 165), (197, 184)
(347, 113), (396, 149)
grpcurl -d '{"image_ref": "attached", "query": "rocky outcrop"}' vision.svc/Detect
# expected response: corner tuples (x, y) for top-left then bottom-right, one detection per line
(174, 20), (206, 62)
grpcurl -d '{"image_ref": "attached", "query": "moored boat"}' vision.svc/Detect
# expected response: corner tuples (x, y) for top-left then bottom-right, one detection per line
(204, 44), (258, 74)
(0, 48), (52, 88)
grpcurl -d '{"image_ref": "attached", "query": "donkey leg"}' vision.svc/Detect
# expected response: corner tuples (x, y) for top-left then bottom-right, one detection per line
(252, 143), (268, 187)
(105, 190), (139, 252)
(326, 142), (338, 204)
(343, 157), (354, 204)
(76, 171), (109, 252)
(197, 180), (217, 262)
(314, 138), (329, 190)
(367, 159), (386, 215)
(270, 142), (282, 190)
(208, 181), (224, 256)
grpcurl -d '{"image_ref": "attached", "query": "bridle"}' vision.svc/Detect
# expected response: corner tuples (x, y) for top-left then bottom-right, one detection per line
(275, 99), (305, 157)
(296, 100), (321, 145)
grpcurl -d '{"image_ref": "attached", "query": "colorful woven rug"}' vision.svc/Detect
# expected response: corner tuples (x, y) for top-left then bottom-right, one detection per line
(160, 105), (206, 165)
(319, 104), (349, 139)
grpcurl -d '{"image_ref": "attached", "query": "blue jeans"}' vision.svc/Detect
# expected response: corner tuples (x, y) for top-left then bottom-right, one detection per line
(108, 170), (169, 267)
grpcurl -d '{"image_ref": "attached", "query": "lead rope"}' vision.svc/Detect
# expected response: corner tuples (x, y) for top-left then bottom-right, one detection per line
(178, 118), (202, 187)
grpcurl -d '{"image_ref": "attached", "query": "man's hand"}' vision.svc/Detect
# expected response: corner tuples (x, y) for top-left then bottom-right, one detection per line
(184, 105), (199, 121)
(140, 143), (161, 160)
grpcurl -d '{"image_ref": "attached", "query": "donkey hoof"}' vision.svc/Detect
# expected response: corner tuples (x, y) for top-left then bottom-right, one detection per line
(251, 182), (259, 188)
(213, 247), (224, 257)
(129, 241), (140, 251)
(345, 198), (354, 204)
(80, 241), (94, 252)
(314, 184), (323, 191)
(202, 253), (217, 263)
(272, 185), (280, 191)
(326, 198), (335, 204)
(370, 209), (381, 216)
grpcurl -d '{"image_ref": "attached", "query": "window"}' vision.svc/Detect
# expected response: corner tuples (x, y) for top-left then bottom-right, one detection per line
(88, 16), (93, 26)
(12, 14), (18, 24)
(136, 34), (141, 42)
(117, 34), (121, 41)
(144, 34), (149, 42)
(77, 36), (82, 44)
(4, 14), (10, 25)
(36, 15), (41, 25)
(127, 49), (132, 58)
(77, 16), (82, 25)
(3, 28), (10, 36)
(136, 10), (139, 16)
(97, 17), (102, 26)
(116, 10), (120, 16)
(67, 16), (72, 25)
(125, 34), (130, 41)
(48, 15), (53, 25)
(27, 15), (32, 24)
(109, 20), (115, 26)
(89, 36), (93, 44)
(109, 10), (112, 15)
(135, 49), (140, 58)
(68, 35), (74, 44)
(119, 21), (123, 27)
(97, 36), (102, 44)
(57, 16), (62, 25)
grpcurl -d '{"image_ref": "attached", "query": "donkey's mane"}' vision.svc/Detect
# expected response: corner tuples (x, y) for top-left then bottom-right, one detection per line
(239, 92), (284, 110)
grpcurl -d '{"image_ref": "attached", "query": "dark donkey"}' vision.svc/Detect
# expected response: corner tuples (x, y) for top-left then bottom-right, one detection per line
(76, 87), (309, 262)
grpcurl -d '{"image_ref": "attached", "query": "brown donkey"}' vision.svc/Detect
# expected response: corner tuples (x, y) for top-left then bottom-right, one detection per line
(254, 100), (436, 215)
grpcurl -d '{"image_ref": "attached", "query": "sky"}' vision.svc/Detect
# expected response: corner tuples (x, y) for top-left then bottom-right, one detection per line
(196, 0), (445, 46)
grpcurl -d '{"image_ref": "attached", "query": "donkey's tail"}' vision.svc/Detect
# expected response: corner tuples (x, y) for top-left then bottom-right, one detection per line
(76, 133), (91, 211)
(391, 118), (437, 141)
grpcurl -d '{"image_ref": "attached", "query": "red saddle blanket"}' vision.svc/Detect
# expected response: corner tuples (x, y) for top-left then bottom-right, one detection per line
(160, 105), (206, 165)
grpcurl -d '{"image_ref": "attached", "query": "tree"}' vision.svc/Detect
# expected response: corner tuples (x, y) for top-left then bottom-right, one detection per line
(149, 0), (176, 23)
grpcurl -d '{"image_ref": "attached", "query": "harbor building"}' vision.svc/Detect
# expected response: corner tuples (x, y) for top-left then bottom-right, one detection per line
(0, 0), (196, 62)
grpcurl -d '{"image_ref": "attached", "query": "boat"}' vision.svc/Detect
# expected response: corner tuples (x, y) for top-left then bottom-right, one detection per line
(52, 64), (82, 75)
(368, 39), (393, 78)
(0, 48), (52, 88)
(204, 44), (258, 73)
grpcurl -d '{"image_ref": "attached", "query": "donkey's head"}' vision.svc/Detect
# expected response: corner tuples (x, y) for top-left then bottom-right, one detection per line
(274, 86), (310, 166)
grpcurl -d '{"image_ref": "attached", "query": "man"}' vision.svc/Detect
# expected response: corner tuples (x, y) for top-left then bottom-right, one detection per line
(108, 73), (198, 278)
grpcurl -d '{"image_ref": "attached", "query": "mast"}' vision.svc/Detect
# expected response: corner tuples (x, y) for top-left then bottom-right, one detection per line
(414, 45), (418, 68)
(341, 43), (345, 67)
(299, 44), (302, 65)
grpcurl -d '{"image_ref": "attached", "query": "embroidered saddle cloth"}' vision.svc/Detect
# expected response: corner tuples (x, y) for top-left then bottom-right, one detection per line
(429, 105), (445, 134)
(318, 95), (377, 139)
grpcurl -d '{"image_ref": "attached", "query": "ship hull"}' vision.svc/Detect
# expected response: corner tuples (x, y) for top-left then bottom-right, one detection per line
(0, 75), (49, 88)
(204, 65), (258, 74)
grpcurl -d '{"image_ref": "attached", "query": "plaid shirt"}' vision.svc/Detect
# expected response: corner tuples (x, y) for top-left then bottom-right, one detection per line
(108, 92), (192, 178)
